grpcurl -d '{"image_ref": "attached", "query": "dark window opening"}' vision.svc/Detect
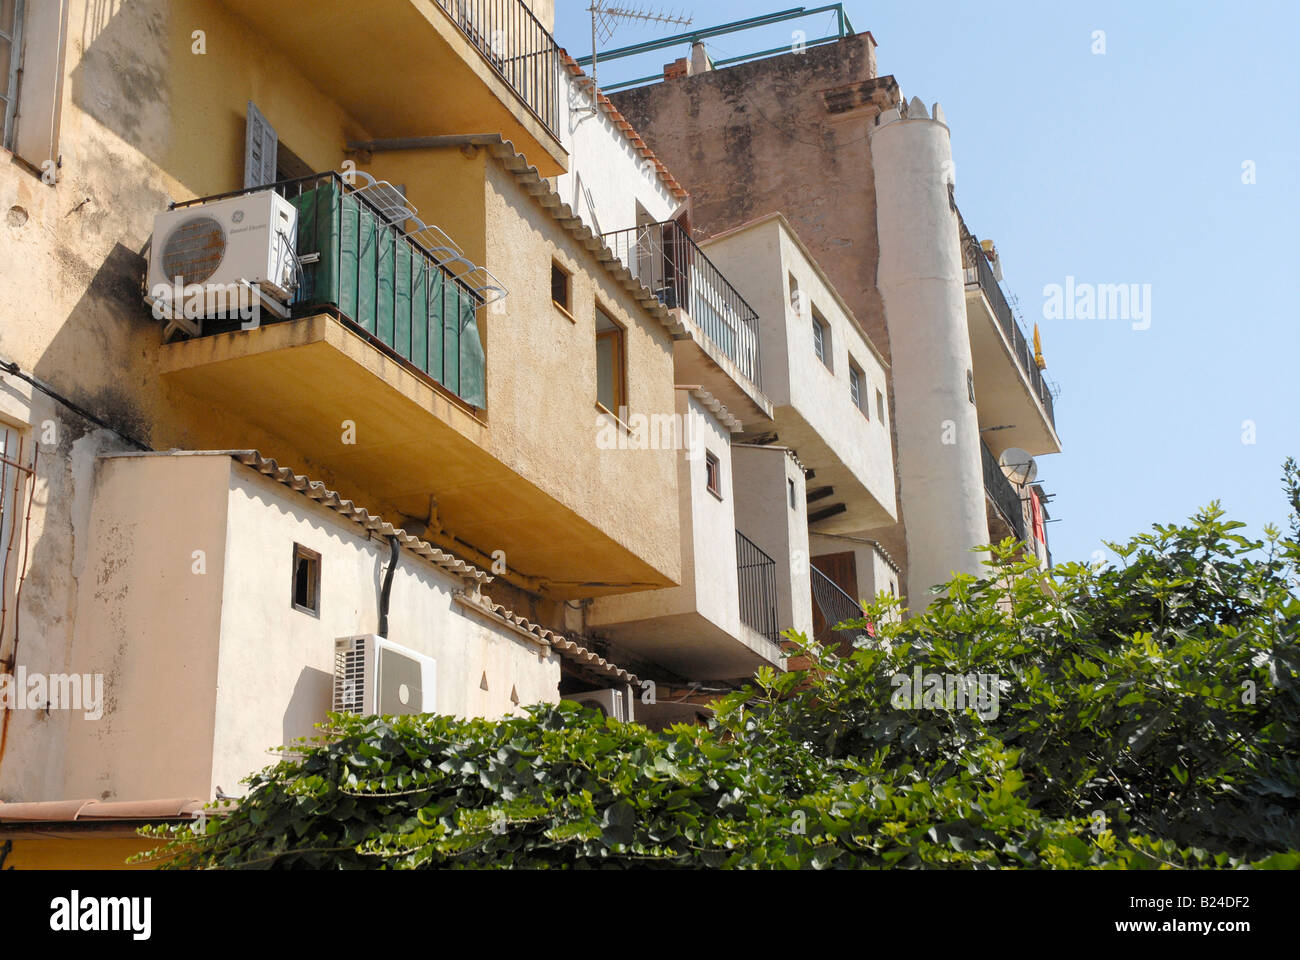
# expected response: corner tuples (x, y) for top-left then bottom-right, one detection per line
(292, 543), (321, 616)
(552, 261), (571, 313)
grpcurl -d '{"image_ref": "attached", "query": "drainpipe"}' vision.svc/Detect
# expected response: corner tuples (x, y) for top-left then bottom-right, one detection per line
(378, 535), (400, 638)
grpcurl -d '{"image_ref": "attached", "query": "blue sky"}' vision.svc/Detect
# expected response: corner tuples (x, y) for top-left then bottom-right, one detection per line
(554, 1), (1300, 565)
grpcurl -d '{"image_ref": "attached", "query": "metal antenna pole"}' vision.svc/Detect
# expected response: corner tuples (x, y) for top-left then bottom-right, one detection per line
(588, 2), (694, 90)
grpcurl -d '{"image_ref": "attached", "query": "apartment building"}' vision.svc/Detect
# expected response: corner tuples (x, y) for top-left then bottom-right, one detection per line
(608, 16), (1062, 606)
(0, 2), (1049, 868)
(0, 0), (891, 867)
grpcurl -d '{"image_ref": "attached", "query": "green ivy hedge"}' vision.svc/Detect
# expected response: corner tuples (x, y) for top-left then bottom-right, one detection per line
(140, 461), (1300, 869)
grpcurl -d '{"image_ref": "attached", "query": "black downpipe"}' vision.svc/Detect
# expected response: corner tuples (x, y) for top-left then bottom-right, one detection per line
(379, 535), (400, 638)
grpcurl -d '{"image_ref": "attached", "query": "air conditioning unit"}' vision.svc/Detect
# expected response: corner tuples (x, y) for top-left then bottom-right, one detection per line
(333, 635), (437, 717)
(562, 688), (631, 723)
(146, 189), (299, 333)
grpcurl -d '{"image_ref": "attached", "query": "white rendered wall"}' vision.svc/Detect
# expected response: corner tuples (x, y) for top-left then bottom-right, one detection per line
(731, 444), (812, 642)
(61, 453), (560, 803)
(555, 71), (681, 237)
(871, 104), (989, 604)
(587, 392), (738, 635)
(703, 217), (896, 525)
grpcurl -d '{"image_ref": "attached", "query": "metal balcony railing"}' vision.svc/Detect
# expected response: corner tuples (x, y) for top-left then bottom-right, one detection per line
(432, 0), (561, 138)
(810, 565), (873, 649)
(981, 439), (1027, 542)
(736, 530), (780, 645)
(960, 233), (1057, 430)
(169, 172), (487, 408)
(603, 220), (763, 388)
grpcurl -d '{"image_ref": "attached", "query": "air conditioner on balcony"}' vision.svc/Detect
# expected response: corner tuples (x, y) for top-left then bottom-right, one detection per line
(146, 190), (299, 336)
(562, 688), (632, 723)
(333, 634), (437, 717)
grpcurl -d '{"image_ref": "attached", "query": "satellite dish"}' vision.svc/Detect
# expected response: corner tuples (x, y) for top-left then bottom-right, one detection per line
(998, 447), (1038, 485)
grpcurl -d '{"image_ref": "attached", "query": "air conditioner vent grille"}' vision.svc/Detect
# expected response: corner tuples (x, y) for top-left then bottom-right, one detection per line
(161, 215), (226, 285)
(333, 636), (367, 713)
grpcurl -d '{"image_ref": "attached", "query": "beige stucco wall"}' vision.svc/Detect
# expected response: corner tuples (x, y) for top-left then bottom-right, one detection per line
(55, 452), (560, 803)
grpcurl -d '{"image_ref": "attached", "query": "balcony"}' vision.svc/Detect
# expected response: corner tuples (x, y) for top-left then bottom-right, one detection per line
(960, 226), (1061, 457)
(981, 439), (1027, 543)
(810, 565), (873, 654)
(736, 530), (780, 645)
(158, 172), (679, 600)
(217, 0), (567, 175)
(168, 172), (487, 408)
(603, 220), (771, 422)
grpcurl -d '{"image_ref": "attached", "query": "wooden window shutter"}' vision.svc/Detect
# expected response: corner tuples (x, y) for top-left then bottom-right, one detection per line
(244, 100), (278, 189)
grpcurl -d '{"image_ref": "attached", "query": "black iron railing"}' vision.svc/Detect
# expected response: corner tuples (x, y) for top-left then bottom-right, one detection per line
(432, 0), (561, 138)
(981, 439), (1026, 542)
(810, 565), (872, 649)
(961, 234), (1056, 430)
(168, 172), (487, 408)
(603, 220), (763, 388)
(736, 530), (780, 645)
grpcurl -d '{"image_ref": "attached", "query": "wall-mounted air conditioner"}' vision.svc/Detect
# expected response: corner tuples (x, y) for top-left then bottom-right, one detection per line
(333, 634), (437, 717)
(146, 190), (299, 334)
(562, 688), (632, 723)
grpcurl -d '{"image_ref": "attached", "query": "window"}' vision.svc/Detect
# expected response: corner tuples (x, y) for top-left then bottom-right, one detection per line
(595, 307), (625, 414)
(788, 477), (797, 509)
(551, 261), (572, 316)
(876, 388), (886, 423)
(812, 308), (831, 370)
(291, 544), (321, 616)
(788, 273), (803, 317)
(967, 369), (976, 404)
(705, 451), (723, 500)
(0, 421), (31, 640)
(849, 362), (867, 417)
(0, 0), (22, 151)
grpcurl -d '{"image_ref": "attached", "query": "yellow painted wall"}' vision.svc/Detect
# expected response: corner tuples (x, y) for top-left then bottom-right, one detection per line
(1, 835), (161, 870)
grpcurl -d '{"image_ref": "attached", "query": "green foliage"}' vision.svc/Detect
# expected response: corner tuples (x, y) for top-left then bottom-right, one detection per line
(138, 470), (1300, 869)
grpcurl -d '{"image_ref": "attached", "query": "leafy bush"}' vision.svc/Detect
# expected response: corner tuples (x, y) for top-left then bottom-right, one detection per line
(141, 462), (1300, 869)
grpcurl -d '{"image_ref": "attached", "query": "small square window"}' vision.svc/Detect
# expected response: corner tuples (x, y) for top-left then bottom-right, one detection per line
(551, 261), (571, 314)
(292, 543), (321, 616)
(705, 451), (723, 500)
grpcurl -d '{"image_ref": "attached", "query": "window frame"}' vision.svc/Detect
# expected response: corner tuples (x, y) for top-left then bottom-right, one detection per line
(594, 305), (626, 416)
(551, 260), (573, 320)
(0, 0), (24, 152)
(849, 361), (867, 417)
(291, 543), (322, 617)
(705, 451), (723, 501)
(811, 307), (831, 371)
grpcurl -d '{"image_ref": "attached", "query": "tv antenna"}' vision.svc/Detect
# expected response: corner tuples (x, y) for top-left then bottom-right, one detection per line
(588, 2), (693, 88)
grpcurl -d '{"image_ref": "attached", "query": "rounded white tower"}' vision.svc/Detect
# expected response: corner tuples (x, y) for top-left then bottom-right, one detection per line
(871, 97), (989, 605)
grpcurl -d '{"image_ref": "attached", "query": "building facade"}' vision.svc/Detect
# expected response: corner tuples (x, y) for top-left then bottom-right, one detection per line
(0, 2), (1053, 866)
